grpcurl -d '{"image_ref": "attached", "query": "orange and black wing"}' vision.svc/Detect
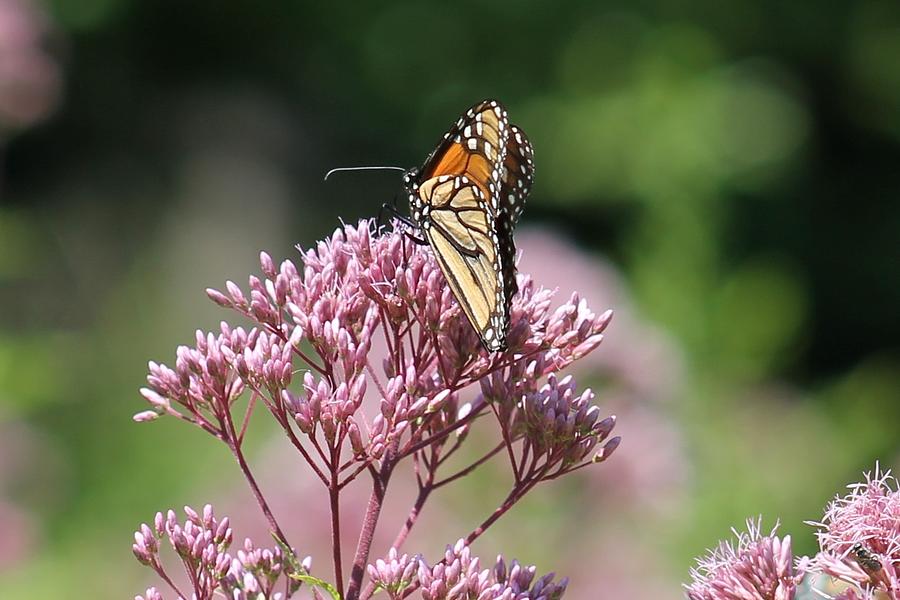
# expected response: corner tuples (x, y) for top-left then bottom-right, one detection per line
(405, 99), (513, 351)
(420, 99), (510, 203)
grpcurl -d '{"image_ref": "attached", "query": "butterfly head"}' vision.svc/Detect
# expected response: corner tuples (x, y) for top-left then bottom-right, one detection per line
(402, 167), (423, 213)
(402, 167), (420, 187)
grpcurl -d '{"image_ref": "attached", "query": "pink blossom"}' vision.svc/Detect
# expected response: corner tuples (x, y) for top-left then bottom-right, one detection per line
(132, 504), (311, 600)
(807, 466), (900, 599)
(686, 519), (801, 600)
(368, 540), (568, 600)
(136, 219), (619, 599)
(140, 220), (615, 484)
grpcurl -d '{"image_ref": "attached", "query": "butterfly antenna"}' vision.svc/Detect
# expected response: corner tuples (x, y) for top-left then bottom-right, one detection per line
(323, 166), (406, 181)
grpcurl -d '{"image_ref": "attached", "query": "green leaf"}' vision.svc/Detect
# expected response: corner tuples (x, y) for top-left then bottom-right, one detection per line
(288, 573), (342, 600)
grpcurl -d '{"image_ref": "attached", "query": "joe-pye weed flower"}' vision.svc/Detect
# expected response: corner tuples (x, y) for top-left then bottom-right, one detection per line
(686, 466), (900, 600)
(133, 219), (619, 599)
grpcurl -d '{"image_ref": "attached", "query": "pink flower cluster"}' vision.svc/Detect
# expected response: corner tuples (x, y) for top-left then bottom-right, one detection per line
(368, 541), (568, 600)
(685, 519), (799, 600)
(686, 467), (900, 600)
(132, 505), (309, 600)
(807, 467), (900, 599)
(135, 219), (618, 599)
(138, 220), (616, 485)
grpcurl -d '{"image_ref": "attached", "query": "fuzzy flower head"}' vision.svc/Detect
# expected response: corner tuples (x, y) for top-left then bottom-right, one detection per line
(686, 519), (800, 600)
(807, 466), (900, 599)
(138, 219), (616, 485)
(368, 539), (568, 600)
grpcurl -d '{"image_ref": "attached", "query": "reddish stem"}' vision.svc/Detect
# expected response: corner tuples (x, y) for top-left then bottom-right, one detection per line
(250, 383), (329, 485)
(237, 390), (257, 446)
(401, 401), (488, 458)
(329, 455), (345, 599)
(397, 480), (538, 599)
(463, 480), (534, 545)
(345, 458), (393, 600)
(359, 476), (434, 600)
(152, 561), (188, 600)
(488, 400), (521, 482)
(221, 408), (290, 548)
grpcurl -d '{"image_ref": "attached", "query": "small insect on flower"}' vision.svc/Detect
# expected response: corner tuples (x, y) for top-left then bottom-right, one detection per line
(402, 99), (534, 353)
(850, 543), (882, 574)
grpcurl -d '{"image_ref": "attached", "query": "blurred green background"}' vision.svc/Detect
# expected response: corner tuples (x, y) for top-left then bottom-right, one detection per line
(1, 0), (899, 598)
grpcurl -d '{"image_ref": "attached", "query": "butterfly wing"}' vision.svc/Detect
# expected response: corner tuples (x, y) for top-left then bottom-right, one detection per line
(418, 175), (507, 349)
(500, 125), (534, 226)
(496, 124), (535, 317)
(421, 99), (510, 196)
(406, 100), (512, 351)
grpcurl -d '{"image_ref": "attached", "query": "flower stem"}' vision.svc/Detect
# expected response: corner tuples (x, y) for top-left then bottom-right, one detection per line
(153, 562), (188, 600)
(345, 458), (393, 600)
(463, 481), (533, 546)
(329, 477), (345, 599)
(360, 477), (433, 600)
(222, 407), (290, 548)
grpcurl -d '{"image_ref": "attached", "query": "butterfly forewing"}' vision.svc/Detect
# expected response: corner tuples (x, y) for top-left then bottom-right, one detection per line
(406, 99), (532, 353)
(424, 100), (509, 199)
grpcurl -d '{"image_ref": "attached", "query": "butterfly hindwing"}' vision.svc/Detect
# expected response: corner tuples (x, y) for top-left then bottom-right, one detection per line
(501, 124), (534, 225)
(496, 124), (535, 317)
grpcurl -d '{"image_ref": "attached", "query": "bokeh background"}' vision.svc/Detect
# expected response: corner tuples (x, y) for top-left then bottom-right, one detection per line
(1, 0), (899, 597)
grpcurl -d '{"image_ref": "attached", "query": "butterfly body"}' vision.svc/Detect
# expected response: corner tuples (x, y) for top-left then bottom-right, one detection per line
(403, 99), (534, 352)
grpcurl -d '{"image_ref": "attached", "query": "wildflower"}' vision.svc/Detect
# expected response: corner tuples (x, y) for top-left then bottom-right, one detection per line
(132, 505), (309, 600)
(138, 219), (615, 488)
(136, 219), (617, 599)
(368, 539), (568, 600)
(367, 547), (420, 599)
(807, 466), (900, 599)
(685, 519), (801, 600)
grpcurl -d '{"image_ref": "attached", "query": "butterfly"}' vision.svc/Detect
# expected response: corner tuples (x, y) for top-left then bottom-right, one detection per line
(402, 99), (534, 352)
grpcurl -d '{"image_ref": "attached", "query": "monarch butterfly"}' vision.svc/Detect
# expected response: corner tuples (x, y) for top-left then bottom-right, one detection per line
(403, 99), (534, 352)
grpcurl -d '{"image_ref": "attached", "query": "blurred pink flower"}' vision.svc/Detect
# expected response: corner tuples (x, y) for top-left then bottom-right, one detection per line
(0, 499), (35, 569)
(685, 519), (801, 600)
(516, 228), (683, 402)
(0, 0), (61, 131)
(517, 227), (688, 510)
(807, 466), (900, 599)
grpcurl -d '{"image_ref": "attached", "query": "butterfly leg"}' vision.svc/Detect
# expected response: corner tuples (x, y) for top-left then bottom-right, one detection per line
(376, 195), (401, 231)
(379, 200), (419, 230)
(403, 230), (428, 246)
(379, 202), (429, 245)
